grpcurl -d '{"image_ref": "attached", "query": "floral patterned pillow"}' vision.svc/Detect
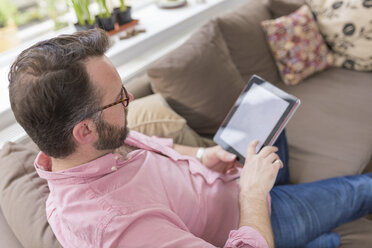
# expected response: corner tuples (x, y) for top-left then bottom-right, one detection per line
(261, 5), (334, 86)
(306, 0), (372, 71)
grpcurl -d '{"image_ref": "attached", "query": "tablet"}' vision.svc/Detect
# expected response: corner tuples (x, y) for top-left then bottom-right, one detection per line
(213, 75), (300, 164)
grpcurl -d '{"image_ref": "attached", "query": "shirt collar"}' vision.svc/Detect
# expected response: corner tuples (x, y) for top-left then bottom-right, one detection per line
(34, 130), (178, 183)
(35, 131), (140, 183)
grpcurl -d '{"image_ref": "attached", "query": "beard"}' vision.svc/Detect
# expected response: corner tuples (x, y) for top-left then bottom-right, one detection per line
(93, 109), (129, 151)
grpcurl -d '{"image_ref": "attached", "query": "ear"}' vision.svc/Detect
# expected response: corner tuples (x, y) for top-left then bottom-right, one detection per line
(72, 120), (97, 145)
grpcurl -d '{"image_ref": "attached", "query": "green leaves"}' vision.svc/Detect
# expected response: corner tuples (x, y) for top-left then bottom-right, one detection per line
(120, 0), (127, 12)
(70, 0), (85, 25)
(82, 0), (95, 25)
(70, 0), (95, 26)
(97, 0), (111, 18)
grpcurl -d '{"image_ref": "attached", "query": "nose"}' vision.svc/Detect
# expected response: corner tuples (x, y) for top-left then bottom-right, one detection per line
(128, 92), (134, 102)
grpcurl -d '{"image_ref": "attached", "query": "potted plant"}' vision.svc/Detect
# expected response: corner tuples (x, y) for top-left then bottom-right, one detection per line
(71, 0), (96, 31)
(96, 0), (115, 31)
(114, 0), (132, 26)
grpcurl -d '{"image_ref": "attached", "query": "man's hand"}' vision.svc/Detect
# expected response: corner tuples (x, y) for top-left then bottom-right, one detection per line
(239, 140), (282, 197)
(172, 144), (240, 175)
(202, 146), (240, 175)
(238, 140), (282, 248)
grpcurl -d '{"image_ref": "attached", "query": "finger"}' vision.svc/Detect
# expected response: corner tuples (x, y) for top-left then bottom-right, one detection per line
(259, 146), (278, 158)
(273, 159), (283, 169)
(272, 163), (281, 179)
(246, 139), (259, 157)
(216, 149), (236, 162)
(222, 161), (235, 174)
(226, 167), (239, 175)
(234, 160), (243, 168)
(225, 160), (237, 170)
(265, 153), (279, 164)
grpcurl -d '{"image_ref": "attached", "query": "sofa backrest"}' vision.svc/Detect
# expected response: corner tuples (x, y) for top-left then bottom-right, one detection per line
(216, 0), (282, 85)
(146, 0), (293, 138)
(147, 20), (245, 138)
(266, 0), (305, 18)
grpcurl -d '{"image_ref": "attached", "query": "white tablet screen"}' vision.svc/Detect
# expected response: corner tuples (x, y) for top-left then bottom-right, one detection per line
(220, 83), (289, 154)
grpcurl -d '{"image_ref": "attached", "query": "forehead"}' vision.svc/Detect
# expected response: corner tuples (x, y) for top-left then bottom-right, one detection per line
(84, 55), (122, 102)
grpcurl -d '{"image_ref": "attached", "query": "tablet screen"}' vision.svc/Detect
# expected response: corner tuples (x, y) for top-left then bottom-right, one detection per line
(219, 83), (289, 155)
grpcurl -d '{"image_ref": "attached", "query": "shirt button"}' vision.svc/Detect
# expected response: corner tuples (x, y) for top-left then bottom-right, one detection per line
(111, 166), (117, 171)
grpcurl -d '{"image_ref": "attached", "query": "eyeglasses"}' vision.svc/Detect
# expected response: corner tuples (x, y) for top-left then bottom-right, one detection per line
(85, 85), (129, 119)
(100, 86), (130, 111)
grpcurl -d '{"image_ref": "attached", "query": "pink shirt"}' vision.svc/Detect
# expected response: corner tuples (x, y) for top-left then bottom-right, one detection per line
(35, 131), (269, 248)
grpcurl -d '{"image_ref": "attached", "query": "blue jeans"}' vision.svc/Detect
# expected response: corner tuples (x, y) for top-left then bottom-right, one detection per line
(271, 131), (372, 248)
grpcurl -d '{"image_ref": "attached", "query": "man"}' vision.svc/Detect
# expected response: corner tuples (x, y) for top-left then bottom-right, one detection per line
(8, 29), (372, 248)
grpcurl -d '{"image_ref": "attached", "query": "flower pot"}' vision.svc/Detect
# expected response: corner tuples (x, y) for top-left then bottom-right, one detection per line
(114, 7), (132, 26)
(96, 14), (116, 32)
(74, 20), (96, 31)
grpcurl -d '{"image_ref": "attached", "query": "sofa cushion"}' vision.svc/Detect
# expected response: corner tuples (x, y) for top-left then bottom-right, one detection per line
(261, 5), (334, 86)
(0, 141), (62, 248)
(277, 68), (372, 183)
(267, 0), (305, 17)
(127, 94), (215, 147)
(335, 218), (372, 248)
(0, 207), (23, 248)
(148, 20), (244, 138)
(216, 0), (282, 84)
(306, 0), (372, 71)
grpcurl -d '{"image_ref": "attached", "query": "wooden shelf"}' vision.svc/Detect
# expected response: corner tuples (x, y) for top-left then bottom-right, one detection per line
(107, 20), (139, 36)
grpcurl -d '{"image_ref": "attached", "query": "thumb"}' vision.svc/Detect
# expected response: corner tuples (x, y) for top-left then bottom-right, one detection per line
(217, 149), (236, 162)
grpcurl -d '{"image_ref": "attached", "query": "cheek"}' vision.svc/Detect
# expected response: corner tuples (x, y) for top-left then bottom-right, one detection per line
(117, 108), (126, 125)
(101, 107), (126, 126)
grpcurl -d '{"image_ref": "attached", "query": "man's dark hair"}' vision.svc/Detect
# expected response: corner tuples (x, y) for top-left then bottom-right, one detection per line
(8, 29), (110, 158)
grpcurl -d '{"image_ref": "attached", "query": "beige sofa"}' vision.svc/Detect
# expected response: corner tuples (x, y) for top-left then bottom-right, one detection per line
(1, 0), (372, 247)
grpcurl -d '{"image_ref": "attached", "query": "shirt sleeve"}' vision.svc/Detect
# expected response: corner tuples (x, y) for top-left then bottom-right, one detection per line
(224, 226), (270, 248)
(101, 213), (269, 248)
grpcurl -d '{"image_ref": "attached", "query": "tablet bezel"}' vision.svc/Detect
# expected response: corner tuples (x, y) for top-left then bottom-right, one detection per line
(213, 75), (299, 164)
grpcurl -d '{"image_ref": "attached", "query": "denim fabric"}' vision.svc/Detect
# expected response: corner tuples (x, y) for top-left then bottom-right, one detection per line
(273, 130), (290, 185)
(271, 173), (372, 248)
(270, 131), (372, 247)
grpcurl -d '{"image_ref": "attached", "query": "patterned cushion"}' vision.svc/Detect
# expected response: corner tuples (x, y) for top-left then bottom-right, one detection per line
(306, 0), (372, 71)
(261, 5), (334, 86)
